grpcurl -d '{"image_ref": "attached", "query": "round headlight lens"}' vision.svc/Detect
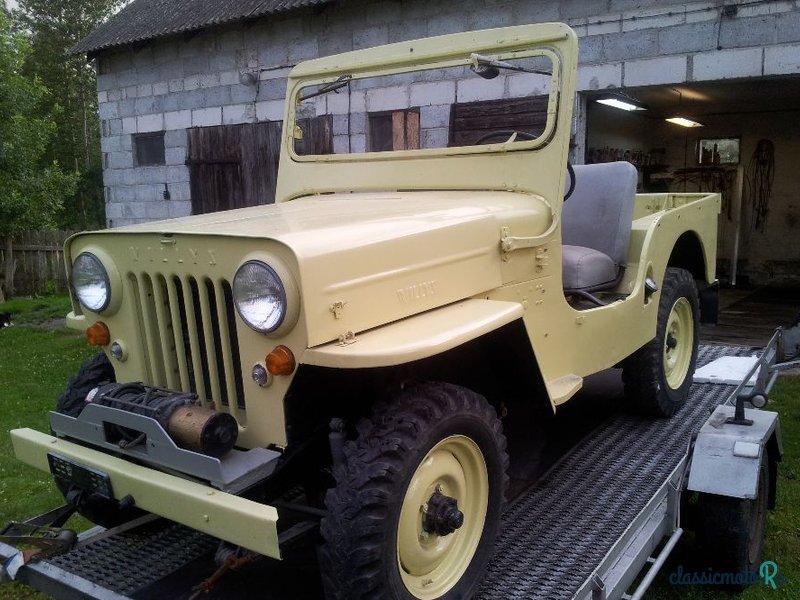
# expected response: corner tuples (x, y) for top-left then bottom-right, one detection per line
(233, 261), (287, 333)
(72, 253), (110, 312)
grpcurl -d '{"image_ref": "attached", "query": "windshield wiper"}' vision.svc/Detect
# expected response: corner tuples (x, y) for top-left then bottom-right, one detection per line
(469, 53), (551, 79)
(299, 75), (353, 101)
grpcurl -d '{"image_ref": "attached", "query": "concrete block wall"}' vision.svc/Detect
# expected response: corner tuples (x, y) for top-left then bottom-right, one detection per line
(96, 0), (800, 226)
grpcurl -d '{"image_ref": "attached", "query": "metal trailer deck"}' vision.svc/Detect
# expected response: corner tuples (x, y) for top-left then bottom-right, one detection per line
(1, 345), (760, 600)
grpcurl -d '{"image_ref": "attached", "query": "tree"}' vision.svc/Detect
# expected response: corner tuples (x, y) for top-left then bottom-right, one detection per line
(0, 10), (77, 301)
(13, 0), (127, 231)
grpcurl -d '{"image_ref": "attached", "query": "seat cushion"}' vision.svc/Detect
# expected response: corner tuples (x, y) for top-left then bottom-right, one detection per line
(562, 245), (617, 291)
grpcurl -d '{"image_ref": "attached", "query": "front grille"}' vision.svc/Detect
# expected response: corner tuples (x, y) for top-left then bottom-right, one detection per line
(127, 272), (246, 423)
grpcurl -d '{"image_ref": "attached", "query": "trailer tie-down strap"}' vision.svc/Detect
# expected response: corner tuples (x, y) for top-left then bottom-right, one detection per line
(0, 522), (77, 580)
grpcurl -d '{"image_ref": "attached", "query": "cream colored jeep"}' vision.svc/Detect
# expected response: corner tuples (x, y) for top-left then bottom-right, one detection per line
(12, 23), (720, 599)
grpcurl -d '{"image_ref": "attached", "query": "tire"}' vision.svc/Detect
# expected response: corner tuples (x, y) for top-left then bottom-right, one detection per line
(696, 455), (770, 579)
(54, 352), (143, 528)
(622, 267), (700, 417)
(319, 382), (509, 600)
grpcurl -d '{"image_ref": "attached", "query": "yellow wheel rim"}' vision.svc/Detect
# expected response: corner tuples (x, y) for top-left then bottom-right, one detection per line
(396, 435), (489, 599)
(664, 297), (694, 389)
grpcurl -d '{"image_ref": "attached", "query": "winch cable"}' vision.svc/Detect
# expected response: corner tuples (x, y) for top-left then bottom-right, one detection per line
(744, 138), (775, 233)
(91, 382), (198, 432)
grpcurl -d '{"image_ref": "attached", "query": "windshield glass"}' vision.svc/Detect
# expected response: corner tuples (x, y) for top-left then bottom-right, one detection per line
(291, 50), (557, 158)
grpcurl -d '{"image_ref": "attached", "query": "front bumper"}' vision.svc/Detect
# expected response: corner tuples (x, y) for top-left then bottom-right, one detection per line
(11, 428), (281, 559)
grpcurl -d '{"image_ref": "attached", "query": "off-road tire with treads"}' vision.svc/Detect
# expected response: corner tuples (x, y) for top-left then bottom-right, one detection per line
(622, 267), (700, 417)
(54, 352), (143, 528)
(319, 382), (509, 599)
(696, 454), (771, 583)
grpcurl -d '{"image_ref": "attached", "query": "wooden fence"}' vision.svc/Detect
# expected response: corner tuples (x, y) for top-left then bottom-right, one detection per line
(1, 231), (74, 297)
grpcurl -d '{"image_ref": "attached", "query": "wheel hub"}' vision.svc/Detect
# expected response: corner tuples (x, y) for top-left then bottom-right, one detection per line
(423, 492), (464, 536)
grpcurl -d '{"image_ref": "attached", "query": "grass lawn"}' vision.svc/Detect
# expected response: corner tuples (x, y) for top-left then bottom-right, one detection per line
(0, 296), (95, 600)
(0, 296), (798, 598)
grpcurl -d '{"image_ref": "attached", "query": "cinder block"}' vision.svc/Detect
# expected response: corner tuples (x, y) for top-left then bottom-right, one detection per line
(320, 33), (354, 56)
(109, 119), (124, 136)
(165, 109), (192, 130)
(764, 43), (800, 75)
(420, 104), (450, 129)
(122, 117), (137, 134)
(217, 28), (244, 53)
(366, 85), (410, 111)
(219, 70), (239, 86)
(135, 96), (162, 115)
(719, 15), (778, 49)
(692, 47), (763, 80)
(621, 7), (686, 32)
(577, 35), (604, 64)
(455, 76), (505, 103)
(389, 18), (427, 43)
(685, 3), (718, 24)
(137, 113), (164, 133)
(349, 111), (367, 134)
(366, 0), (402, 26)
(160, 94), (180, 113)
(107, 151), (133, 170)
(114, 186), (137, 203)
(97, 91), (108, 104)
(508, 73), (551, 98)
(776, 10), (800, 43)
(513, 0), (559, 25)
(107, 89), (123, 102)
(658, 21), (718, 55)
(166, 165), (189, 183)
(421, 127), (448, 149)
(325, 90), (351, 115)
(467, 7), (513, 31)
(349, 90), (367, 113)
(191, 106), (221, 127)
(177, 90), (207, 110)
(410, 81), (455, 106)
(624, 55), (687, 86)
(124, 85), (138, 99)
(354, 25), (389, 50)
(576, 62), (622, 90)
(136, 83), (153, 97)
(135, 68), (159, 86)
(738, 1), (793, 19)
(164, 129), (188, 148)
(165, 146), (186, 165)
(230, 84), (258, 104)
(255, 99), (284, 121)
(350, 133), (367, 153)
(101, 135), (123, 153)
(146, 201), (171, 220)
(223, 103), (256, 125)
(205, 86), (232, 106)
(333, 134), (351, 154)
(98, 102), (119, 119)
(428, 13), (468, 37)
(601, 29), (658, 62)
(288, 38), (319, 62)
(158, 59), (185, 81)
(587, 18), (622, 36)
(116, 69), (137, 88)
(96, 73), (117, 92)
(102, 168), (121, 186)
(170, 182), (191, 202)
(210, 52), (237, 72)
(117, 99), (136, 118)
(235, 48), (259, 70)
(167, 200), (192, 218)
(559, 0), (602, 20)
(258, 78), (287, 101)
(152, 82), (169, 96)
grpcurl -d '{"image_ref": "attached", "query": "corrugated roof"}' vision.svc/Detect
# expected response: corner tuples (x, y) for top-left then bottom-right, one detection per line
(71, 0), (336, 55)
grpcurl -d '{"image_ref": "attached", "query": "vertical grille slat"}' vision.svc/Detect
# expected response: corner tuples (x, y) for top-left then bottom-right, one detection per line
(127, 270), (246, 419)
(137, 274), (167, 386)
(166, 276), (191, 392)
(152, 275), (180, 390)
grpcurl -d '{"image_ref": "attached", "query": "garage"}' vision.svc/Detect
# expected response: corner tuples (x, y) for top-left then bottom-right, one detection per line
(584, 75), (800, 287)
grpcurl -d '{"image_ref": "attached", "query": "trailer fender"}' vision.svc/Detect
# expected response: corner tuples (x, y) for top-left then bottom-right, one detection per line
(302, 299), (524, 369)
(686, 405), (781, 500)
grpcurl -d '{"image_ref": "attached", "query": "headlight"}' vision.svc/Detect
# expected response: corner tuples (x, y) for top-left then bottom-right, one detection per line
(233, 261), (287, 333)
(72, 252), (110, 312)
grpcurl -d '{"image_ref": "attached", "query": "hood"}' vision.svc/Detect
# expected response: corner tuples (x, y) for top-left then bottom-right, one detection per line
(89, 191), (553, 346)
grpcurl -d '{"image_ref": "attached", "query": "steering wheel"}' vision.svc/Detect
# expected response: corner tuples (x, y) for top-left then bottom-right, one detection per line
(473, 130), (576, 201)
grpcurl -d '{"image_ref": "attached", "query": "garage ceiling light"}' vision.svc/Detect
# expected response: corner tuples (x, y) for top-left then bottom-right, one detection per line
(666, 116), (703, 128)
(596, 95), (647, 111)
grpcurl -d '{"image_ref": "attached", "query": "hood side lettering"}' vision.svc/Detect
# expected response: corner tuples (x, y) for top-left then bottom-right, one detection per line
(397, 281), (437, 304)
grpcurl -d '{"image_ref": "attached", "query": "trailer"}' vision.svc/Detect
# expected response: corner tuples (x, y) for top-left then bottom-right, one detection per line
(2, 335), (794, 599)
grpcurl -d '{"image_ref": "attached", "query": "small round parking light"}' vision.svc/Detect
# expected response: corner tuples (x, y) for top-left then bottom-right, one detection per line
(251, 363), (273, 387)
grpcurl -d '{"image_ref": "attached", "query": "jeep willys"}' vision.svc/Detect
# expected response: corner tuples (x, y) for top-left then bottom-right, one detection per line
(11, 23), (719, 598)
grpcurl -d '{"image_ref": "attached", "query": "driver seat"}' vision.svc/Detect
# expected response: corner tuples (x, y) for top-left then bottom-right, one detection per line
(561, 161), (637, 293)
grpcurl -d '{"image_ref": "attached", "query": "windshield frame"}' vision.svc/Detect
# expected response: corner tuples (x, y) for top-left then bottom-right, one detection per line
(286, 46), (563, 163)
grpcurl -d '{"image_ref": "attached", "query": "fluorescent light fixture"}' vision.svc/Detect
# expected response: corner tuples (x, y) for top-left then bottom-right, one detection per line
(665, 116), (703, 128)
(596, 97), (646, 111)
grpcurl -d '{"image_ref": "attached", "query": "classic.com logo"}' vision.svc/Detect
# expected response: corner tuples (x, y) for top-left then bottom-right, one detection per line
(669, 561), (786, 589)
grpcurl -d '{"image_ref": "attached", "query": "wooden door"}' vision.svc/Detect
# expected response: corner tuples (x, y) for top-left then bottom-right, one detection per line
(187, 121), (282, 215)
(449, 97), (549, 147)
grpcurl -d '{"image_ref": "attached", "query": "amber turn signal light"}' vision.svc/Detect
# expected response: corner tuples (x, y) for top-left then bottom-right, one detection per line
(86, 321), (111, 346)
(266, 345), (296, 376)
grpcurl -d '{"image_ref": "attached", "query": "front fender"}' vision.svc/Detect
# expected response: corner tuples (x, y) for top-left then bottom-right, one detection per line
(301, 299), (524, 369)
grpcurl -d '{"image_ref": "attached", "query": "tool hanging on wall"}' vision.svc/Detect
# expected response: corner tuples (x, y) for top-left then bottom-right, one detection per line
(744, 139), (775, 233)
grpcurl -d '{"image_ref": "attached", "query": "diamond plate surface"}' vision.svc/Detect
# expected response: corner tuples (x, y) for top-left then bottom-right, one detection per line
(477, 345), (752, 599)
